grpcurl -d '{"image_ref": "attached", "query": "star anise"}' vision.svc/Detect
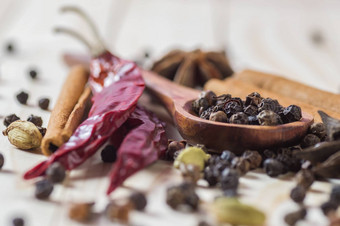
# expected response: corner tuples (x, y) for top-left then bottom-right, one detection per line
(151, 49), (233, 88)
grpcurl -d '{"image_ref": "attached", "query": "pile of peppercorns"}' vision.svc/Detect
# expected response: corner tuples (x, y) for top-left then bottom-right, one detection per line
(192, 91), (302, 126)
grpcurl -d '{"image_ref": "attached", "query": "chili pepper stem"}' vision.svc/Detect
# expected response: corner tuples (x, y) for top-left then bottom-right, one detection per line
(55, 6), (107, 57)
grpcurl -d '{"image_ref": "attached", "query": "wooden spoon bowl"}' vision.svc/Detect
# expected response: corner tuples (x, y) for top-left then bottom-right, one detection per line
(142, 70), (314, 154)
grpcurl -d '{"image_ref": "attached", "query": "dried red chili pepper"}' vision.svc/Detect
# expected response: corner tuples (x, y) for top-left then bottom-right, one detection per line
(24, 60), (144, 179)
(107, 105), (167, 194)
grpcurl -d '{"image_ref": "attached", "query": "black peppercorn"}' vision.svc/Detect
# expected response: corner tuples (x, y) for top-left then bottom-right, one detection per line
(28, 68), (38, 79)
(46, 162), (66, 183)
(245, 92), (262, 106)
(101, 145), (117, 163)
(320, 201), (338, 215)
(309, 122), (327, 140)
(229, 112), (249, 125)
(5, 41), (15, 54)
(220, 150), (236, 163)
(12, 217), (25, 226)
(290, 185), (306, 203)
(258, 98), (282, 113)
(224, 99), (243, 118)
(231, 157), (250, 175)
(129, 192), (147, 211)
(166, 140), (186, 161)
(37, 126), (47, 136)
(301, 134), (320, 148)
(243, 105), (258, 116)
(258, 110), (282, 126)
(220, 168), (239, 191)
(276, 154), (301, 173)
(3, 114), (20, 127)
(209, 111), (228, 122)
(242, 150), (262, 170)
(248, 115), (259, 125)
(263, 149), (276, 159)
(0, 153), (4, 170)
(203, 166), (219, 187)
(35, 179), (53, 199)
(330, 185), (340, 207)
(166, 182), (199, 211)
(199, 107), (215, 120)
(199, 90), (217, 106)
(27, 114), (43, 127)
(263, 158), (285, 177)
(38, 98), (50, 110)
(16, 91), (29, 105)
(280, 105), (302, 123)
(284, 207), (307, 226)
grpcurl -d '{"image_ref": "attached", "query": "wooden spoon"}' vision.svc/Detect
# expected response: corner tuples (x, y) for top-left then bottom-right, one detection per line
(142, 70), (314, 154)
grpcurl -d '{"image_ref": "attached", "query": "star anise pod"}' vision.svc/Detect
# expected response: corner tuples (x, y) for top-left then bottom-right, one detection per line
(151, 49), (233, 88)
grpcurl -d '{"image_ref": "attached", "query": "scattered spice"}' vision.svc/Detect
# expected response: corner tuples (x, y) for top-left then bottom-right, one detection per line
(37, 126), (46, 136)
(27, 114), (43, 127)
(231, 157), (250, 175)
(3, 114), (20, 127)
(290, 185), (307, 203)
(105, 201), (132, 223)
(213, 197), (266, 225)
(242, 150), (262, 170)
(12, 217), (24, 226)
(100, 145), (117, 163)
(173, 146), (210, 171)
(46, 162), (66, 183)
(192, 91), (301, 126)
(301, 134), (321, 148)
(284, 207), (307, 226)
(197, 221), (211, 226)
(151, 49), (233, 88)
(220, 168), (239, 191)
(166, 140), (186, 161)
(38, 98), (50, 110)
(0, 153), (4, 170)
(16, 91), (29, 105)
(166, 182), (199, 211)
(5, 41), (15, 53)
(321, 201), (338, 216)
(129, 192), (147, 211)
(204, 166), (219, 187)
(263, 158), (285, 177)
(309, 122), (327, 140)
(180, 163), (201, 184)
(295, 169), (314, 189)
(35, 179), (53, 199)
(2, 120), (42, 150)
(28, 68), (38, 80)
(68, 202), (94, 222)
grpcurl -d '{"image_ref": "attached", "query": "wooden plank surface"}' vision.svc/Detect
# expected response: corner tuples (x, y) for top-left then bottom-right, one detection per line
(0, 0), (339, 225)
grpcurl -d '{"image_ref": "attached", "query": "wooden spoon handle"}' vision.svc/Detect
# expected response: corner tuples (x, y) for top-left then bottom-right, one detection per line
(142, 70), (199, 115)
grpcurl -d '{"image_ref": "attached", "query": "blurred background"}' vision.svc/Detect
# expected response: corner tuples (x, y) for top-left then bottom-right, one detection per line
(1, 0), (340, 93)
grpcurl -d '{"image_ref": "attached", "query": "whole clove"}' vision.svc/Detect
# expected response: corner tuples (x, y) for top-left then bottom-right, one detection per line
(16, 91), (29, 105)
(27, 114), (43, 127)
(3, 114), (20, 127)
(38, 98), (50, 110)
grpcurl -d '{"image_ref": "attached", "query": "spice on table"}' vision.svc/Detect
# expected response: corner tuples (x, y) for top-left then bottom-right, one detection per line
(166, 182), (200, 211)
(68, 202), (94, 222)
(309, 122), (327, 140)
(37, 126), (46, 136)
(35, 179), (53, 199)
(40, 66), (90, 156)
(38, 98), (50, 110)
(213, 197), (266, 225)
(319, 110), (340, 141)
(284, 207), (307, 226)
(220, 168), (239, 191)
(295, 169), (314, 189)
(46, 162), (66, 183)
(204, 166), (219, 187)
(231, 157), (250, 175)
(151, 49), (233, 88)
(5, 41), (15, 54)
(263, 158), (285, 177)
(290, 185), (307, 203)
(173, 146), (210, 171)
(301, 134), (321, 148)
(100, 145), (117, 163)
(106, 106), (167, 194)
(321, 201), (338, 216)
(2, 120), (42, 150)
(129, 191), (147, 211)
(166, 140), (186, 161)
(0, 153), (4, 170)
(3, 114), (20, 127)
(16, 91), (29, 105)
(105, 201), (132, 223)
(242, 150), (262, 170)
(27, 114), (43, 127)
(12, 217), (24, 226)
(28, 68), (38, 80)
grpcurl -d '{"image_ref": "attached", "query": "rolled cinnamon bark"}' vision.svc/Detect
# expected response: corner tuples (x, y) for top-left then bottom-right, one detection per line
(234, 70), (340, 114)
(41, 65), (91, 156)
(204, 78), (340, 122)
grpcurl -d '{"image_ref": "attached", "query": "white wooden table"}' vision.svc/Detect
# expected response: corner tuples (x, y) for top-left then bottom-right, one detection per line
(0, 0), (339, 225)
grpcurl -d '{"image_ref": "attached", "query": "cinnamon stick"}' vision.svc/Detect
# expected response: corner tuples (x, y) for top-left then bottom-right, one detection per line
(41, 65), (91, 156)
(204, 78), (340, 122)
(234, 70), (340, 114)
